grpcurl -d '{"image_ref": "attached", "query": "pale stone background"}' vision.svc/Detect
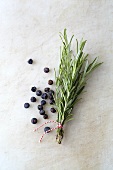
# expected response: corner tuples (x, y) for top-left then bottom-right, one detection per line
(0, 0), (113, 170)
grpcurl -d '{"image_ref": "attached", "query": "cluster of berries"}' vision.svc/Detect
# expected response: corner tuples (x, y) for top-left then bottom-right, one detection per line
(24, 59), (56, 133)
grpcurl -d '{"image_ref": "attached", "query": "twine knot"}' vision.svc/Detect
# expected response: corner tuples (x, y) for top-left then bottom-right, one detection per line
(33, 120), (63, 143)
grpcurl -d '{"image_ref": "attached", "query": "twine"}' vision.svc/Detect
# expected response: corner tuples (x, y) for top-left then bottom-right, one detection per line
(33, 120), (63, 143)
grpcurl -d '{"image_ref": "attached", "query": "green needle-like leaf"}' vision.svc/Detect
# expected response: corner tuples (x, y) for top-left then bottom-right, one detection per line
(55, 29), (102, 144)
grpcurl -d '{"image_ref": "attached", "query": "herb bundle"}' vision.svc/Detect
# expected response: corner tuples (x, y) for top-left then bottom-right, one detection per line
(55, 29), (102, 144)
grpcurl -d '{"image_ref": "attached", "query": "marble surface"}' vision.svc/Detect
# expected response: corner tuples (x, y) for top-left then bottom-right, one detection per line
(0, 0), (113, 170)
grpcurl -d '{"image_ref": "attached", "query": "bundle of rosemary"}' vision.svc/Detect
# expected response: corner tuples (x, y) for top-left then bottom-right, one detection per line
(55, 29), (102, 144)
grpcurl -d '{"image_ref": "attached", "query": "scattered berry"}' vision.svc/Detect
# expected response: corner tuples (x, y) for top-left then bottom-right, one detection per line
(36, 90), (42, 96)
(31, 118), (37, 124)
(50, 108), (56, 113)
(28, 59), (33, 64)
(31, 86), (37, 92)
(41, 100), (46, 105)
(43, 114), (48, 119)
(37, 105), (43, 110)
(41, 93), (48, 99)
(50, 99), (55, 105)
(39, 110), (45, 115)
(24, 103), (30, 108)
(49, 90), (54, 95)
(44, 87), (50, 93)
(48, 80), (53, 85)
(44, 126), (51, 133)
(30, 97), (36, 102)
(49, 94), (54, 100)
(44, 67), (49, 73)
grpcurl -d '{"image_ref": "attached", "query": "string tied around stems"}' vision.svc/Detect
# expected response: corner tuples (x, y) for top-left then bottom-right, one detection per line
(33, 120), (63, 143)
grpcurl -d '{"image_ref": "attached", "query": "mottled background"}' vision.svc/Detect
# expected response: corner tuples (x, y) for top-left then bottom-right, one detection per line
(0, 0), (113, 170)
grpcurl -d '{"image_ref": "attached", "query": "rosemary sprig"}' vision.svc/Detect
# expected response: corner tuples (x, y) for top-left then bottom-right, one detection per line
(55, 29), (103, 144)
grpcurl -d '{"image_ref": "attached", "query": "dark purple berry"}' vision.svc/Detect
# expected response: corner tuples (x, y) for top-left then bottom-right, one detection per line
(41, 93), (48, 99)
(28, 59), (33, 64)
(44, 87), (50, 93)
(43, 114), (48, 119)
(50, 99), (55, 105)
(49, 95), (54, 100)
(31, 118), (37, 124)
(49, 90), (54, 95)
(44, 126), (50, 133)
(36, 90), (42, 96)
(44, 67), (49, 73)
(41, 100), (46, 105)
(39, 110), (45, 115)
(31, 86), (37, 92)
(50, 108), (56, 113)
(48, 80), (53, 85)
(37, 105), (43, 110)
(24, 103), (30, 108)
(30, 97), (36, 102)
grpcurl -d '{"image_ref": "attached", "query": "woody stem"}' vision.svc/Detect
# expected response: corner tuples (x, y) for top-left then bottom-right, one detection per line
(56, 127), (64, 144)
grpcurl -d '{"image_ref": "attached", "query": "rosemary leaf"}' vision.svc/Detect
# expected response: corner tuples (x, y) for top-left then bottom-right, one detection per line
(55, 29), (103, 144)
